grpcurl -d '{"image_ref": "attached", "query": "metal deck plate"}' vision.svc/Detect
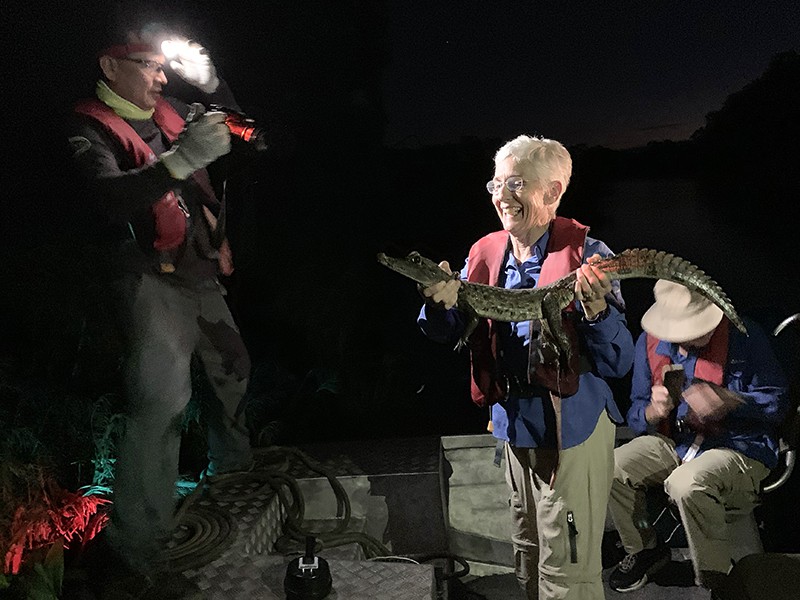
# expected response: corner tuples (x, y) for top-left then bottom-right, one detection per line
(164, 447), (436, 598)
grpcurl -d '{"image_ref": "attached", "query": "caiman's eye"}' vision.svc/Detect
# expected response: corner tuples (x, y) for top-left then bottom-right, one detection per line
(409, 252), (421, 264)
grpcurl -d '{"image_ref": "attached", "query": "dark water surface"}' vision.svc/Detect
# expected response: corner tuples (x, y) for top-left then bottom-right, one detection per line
(584, 177), (797, 339)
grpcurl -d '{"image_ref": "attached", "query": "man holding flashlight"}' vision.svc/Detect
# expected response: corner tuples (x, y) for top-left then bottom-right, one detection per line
(69, 22), (253, 598)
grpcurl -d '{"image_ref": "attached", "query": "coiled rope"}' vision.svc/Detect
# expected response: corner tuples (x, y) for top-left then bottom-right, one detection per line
(169, 445), (392, 566)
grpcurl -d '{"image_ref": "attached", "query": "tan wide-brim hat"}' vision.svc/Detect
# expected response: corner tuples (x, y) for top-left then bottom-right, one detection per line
(641, 280), (724, 342)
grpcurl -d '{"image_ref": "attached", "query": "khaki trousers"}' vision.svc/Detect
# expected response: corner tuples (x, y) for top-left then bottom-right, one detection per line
(505, 412), (616, 600)
(608, 435), (769, 580)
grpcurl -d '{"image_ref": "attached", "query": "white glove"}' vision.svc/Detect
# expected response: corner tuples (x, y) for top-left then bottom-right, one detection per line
(163, 39), (220, 93)
(161, 104), (231, 180)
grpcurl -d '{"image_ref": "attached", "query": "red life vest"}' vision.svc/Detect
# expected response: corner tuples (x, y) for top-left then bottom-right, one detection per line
(466, 216), (588, 406)
(73, 97), (215, 252)
(645, 318), (729, 436)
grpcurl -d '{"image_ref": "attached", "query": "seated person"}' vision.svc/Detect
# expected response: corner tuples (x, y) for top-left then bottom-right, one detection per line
(607, 280), (789, 594)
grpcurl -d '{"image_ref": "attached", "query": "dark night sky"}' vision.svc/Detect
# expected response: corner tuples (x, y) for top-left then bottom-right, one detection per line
(6, 1), (798, 151)
(3, 1), (798, 322)
(382, 0), (799, 148)
(3, 0), (798, 326)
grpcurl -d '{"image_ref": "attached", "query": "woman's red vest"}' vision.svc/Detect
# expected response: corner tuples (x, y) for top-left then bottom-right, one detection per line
(465, 217), (588, 406)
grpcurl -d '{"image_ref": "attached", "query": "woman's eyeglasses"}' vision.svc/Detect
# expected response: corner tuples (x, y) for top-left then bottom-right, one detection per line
(486, 176), (525, 194)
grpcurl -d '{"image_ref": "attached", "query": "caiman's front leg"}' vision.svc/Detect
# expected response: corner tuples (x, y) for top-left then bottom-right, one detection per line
(456, 308), (480, 351)
(541, 288), (575, 364)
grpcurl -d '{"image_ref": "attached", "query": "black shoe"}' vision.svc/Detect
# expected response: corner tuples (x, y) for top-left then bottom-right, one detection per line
(609, 544), (670, 592)
(602, 529), (627, 569)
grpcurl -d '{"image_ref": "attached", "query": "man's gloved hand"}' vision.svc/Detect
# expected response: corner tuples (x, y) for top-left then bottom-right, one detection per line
(163, 39), (220, 93)
(161, 103), (231, 180)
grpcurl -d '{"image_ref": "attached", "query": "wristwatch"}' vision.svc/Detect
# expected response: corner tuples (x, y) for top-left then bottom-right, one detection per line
(585, 305), (611, 323)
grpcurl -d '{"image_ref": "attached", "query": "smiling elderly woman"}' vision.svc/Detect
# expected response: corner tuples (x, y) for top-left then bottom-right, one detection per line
(417, 134), (635, 600)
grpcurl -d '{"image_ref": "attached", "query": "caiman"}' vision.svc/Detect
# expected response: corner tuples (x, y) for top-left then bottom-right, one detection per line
(377, 248), (747, 364)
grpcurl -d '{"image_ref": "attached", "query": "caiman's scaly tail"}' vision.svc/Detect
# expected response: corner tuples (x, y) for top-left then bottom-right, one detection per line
(588, 248), (747, 335)
(377, 248), (748, 341)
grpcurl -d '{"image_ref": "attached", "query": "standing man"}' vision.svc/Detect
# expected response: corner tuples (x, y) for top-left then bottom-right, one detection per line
(607, 280), (788, 595)
(68, 22), (253, 598)
(418, 134), (635, 599)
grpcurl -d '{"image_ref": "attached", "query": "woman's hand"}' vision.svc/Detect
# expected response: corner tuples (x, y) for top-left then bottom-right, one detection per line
(575, 253), (612, 320)
(418, 261), (461, 310)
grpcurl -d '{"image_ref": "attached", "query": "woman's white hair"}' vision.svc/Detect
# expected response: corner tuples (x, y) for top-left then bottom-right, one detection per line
(494, 135), (572, 205)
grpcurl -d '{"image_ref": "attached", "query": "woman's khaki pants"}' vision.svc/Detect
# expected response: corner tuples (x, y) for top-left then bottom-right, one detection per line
(505, 412), (616, 600)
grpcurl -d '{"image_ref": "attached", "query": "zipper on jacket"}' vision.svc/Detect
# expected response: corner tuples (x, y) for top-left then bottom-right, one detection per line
(567, 510), (578, 563)
(177, 195), (190, 217)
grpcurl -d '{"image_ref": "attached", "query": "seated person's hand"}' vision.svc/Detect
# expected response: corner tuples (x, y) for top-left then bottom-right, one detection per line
(574, 254), (611, 320)
(646, 384), (675, 424)
(684, 381), (741, 423)
(418, 261), (460, 310)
